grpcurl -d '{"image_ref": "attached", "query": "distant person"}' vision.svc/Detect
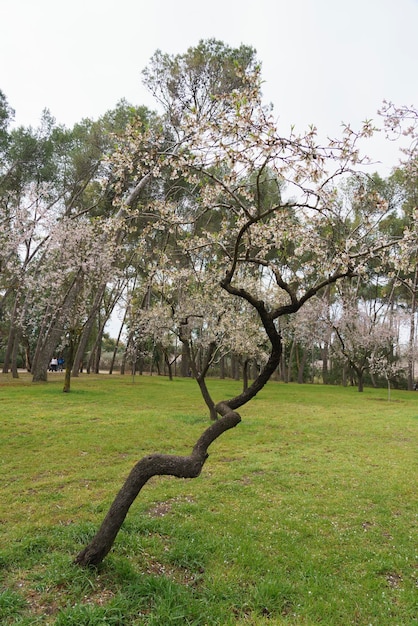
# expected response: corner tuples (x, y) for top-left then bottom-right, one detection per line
(58, 356), (64, 371)
(50, 356), (58, 372)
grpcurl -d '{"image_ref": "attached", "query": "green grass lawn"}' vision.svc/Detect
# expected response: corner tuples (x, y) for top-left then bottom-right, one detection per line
(0, 373), (417, 625)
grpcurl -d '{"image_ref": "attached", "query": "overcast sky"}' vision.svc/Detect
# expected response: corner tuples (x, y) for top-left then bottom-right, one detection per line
(2, 0), (418, 174)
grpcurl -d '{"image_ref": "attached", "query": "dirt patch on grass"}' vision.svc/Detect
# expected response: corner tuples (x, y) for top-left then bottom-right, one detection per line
(147, 501), (173, 517)
(15, 574), (117, 616)
(385, 572), (403, 588)
(147, 495), (195, 518)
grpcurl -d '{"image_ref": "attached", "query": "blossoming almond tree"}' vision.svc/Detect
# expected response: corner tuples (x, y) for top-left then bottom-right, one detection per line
(328, 292), (399, 392)
(22, 215), (118, 384)
(74, 45), (408, 567)
(0, 100), (156, 382)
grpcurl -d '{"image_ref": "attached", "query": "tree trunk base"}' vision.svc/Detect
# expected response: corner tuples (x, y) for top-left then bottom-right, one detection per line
(74, 409), (241, 567)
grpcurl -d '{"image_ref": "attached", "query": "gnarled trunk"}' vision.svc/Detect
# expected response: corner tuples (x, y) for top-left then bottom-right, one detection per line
(74, 407), (241, 567)
(74, 325), (283, 567)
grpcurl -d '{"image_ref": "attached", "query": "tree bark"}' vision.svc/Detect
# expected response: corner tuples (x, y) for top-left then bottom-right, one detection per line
(164, 351), (173, 381)
(72, 286), (106, 377)
(63, 330), (78, 393)
(297, 348), (308, 384)
(351, 364), (365, 392)
(74, 407), (241, 567)
(321, 343), (329, 384)
(287, 337), (296, 383)
(231, 353), (240, 380)
(279, 349), (286, 382)
(31, 317), (67, 382)
(219, 355), (225, 379)
(24, 338), (32, 372)
(182, 335), (218, 420)
(10, 328), (20, 378)
(87, 315), (107, 374)
(180, 341), (190, 377)
(31, 273), (82, 382)
(242, 359), (250, 392)
(195, 375), (217, 420)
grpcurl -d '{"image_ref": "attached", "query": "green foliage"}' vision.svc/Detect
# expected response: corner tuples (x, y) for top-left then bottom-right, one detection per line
(142, 38), (258, 124)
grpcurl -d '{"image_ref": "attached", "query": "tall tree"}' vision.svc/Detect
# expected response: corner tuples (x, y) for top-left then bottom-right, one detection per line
(142, 39), (257, 132)
(74, 44), (406, 567)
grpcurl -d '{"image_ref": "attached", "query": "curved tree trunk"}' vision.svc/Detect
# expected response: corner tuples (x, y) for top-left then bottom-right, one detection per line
(183, 335), (218, 420)
(74, 406), (241, 567)
(74, 317), (283, 568)
(73, 225), (352, 568)
(195, 375), (217, 420)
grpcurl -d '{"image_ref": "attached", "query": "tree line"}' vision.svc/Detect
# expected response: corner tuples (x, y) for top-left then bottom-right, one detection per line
(1, 40), (417, 397)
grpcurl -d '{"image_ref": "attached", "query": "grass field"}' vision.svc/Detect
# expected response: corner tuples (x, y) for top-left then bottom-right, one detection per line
(0, 372), (417, 625)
